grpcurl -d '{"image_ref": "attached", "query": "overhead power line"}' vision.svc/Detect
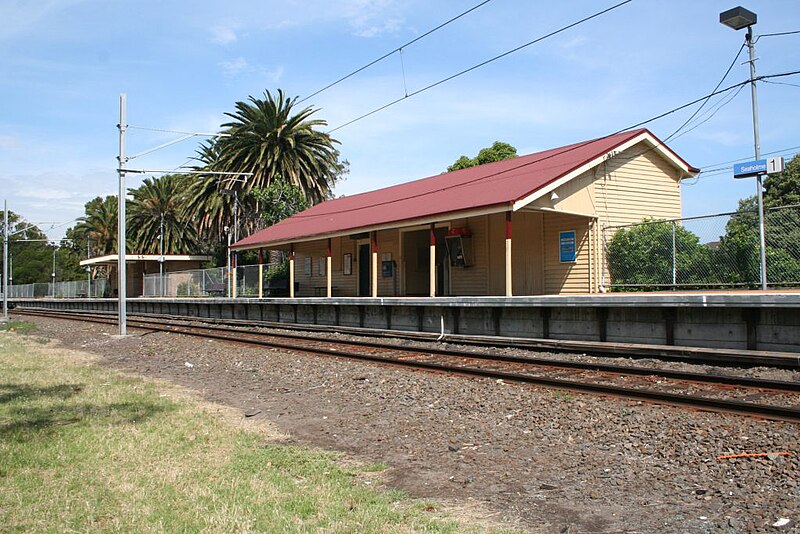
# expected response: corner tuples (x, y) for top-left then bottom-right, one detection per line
(293, 69), (800, 220)
(328, 0), (635, 133)
(298, 0), (496, 104)
(758, 29), (800, 39)
(664, 44), (745, 143)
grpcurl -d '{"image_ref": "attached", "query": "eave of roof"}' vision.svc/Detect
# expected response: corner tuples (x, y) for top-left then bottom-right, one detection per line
(233, 128), (697, 250)
(80, 254), (211, 266)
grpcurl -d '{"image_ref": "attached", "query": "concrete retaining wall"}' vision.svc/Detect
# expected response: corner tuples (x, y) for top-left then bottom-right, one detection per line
(12, 293), (800, 352)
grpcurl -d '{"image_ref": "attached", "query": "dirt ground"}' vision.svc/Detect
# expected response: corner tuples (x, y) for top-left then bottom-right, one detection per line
(16, 314), (799, 533)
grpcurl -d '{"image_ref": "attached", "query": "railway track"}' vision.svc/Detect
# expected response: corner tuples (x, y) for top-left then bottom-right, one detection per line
(15, 308), (800, 423)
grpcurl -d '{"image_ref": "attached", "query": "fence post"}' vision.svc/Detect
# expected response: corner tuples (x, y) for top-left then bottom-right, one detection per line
(600, 224), (607, 292)
(671, 221), (677, 289)
(258, 264), (263, 299)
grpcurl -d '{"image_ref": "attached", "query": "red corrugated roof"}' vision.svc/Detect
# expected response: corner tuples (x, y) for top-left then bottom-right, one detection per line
(233, 128), (696, 249)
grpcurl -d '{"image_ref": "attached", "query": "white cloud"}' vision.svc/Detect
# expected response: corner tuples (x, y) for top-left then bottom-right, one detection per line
(0, 134), (20, 150)
(211, 25), (238, 45)
(0, 0), (89, 41)
(337, 0), (405, 38)
(17, 187), (78, 201)
(218, 57), (283, 83)
(219, 57), (249, 76)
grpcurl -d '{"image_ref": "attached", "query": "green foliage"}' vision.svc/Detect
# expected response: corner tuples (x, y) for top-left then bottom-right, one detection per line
(128, 174), (199, 254)
(0, 210), (58, 285)
(74, 195), (119, 256)
(763, 153), (800, 208)
(251, 180), (309, 228)
(447, 141), (517, 172)
(264, 260), (289, 282)
(176, 280), (201, 297)
(213, 89), (347, 204)
(716, 155), (800, 286)
(607, 219), (713, 288)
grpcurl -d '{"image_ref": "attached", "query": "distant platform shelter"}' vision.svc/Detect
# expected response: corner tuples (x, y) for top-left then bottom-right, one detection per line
(232, 128), (698, 298)
(80, 254), (211, 297)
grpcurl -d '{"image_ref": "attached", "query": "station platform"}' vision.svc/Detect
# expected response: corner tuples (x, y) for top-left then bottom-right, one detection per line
(12, 290), (800, 353)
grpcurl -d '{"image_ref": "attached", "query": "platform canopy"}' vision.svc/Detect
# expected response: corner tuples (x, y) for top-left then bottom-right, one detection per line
(232, 128), (698, 251)
(80, 254), (211, 267)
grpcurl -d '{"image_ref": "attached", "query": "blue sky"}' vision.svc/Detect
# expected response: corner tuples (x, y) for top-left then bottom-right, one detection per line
(1, 0), (799, 241)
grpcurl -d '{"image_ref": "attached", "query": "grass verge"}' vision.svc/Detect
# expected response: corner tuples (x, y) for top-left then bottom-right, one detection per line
(0, 332), (479, 533)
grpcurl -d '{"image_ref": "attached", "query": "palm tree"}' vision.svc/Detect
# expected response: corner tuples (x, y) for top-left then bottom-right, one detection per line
(128, 175), (199, 254)
(213, 89), (345, 204)
(183, 140), (235, 241)
(75, 196), (119, 256)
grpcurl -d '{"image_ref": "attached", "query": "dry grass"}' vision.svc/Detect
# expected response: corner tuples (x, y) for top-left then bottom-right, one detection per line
(0, 328), (498, 533)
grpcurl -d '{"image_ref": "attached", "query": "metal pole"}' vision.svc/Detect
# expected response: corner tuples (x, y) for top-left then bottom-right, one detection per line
(671, 221), (677, 288)
(159, 212), (164, 297)
(233, 190), (239, 275)
(2, 200), (8, 321)
(118, 93), (127, 334)
(226, 229), (232, 298)
(51, 246), (56, 297)
(87, 240), (91, 298)
(746, 27), (767, 290)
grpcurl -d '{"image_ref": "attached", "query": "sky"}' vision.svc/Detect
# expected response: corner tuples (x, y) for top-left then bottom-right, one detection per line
(1, 0), (799, 242)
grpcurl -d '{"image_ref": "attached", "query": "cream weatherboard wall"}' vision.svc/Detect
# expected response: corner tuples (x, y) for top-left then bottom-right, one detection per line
(593, 143), (683, 227)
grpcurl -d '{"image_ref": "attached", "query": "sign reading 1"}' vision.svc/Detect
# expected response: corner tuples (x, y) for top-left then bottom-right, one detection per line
(733, 157), (784, 179)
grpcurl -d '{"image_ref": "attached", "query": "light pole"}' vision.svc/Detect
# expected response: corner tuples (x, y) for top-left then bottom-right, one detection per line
(2, 200), (8, 322)
(117, 93), (128, 334)
(159, 212), (165, 297)
(224, 226), (232, 298)
(51, 245), (57, 297)
(87, 240), (91, 297)
(720, 6), (767, 290)
(221, 187), (240, 281)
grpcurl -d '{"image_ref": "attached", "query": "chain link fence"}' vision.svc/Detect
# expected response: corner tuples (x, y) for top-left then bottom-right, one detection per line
(141, 264), (284, 297)
(603, 204), (800, 290)
(7, 279), (109, 298)
(143, 266), (228, 297)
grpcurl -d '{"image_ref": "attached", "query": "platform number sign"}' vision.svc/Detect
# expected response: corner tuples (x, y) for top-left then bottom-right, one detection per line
(559, 230), (576, 263)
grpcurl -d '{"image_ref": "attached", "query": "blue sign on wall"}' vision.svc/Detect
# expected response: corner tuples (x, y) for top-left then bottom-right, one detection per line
(733, 159), (767, 178)
(559, 230), (576, 263)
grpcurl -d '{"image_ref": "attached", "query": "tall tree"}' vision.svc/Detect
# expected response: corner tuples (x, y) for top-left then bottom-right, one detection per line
(183, 141), (232, 241)
(74, 196), (119, 256)
(128, 174), (199, 254)
(447, 141), (517, 172)
(0, 210), (54, 285)
(212, 89), (347, 204)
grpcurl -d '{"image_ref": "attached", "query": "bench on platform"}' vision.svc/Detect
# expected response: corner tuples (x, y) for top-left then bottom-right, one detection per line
(206, 283), (227, 297)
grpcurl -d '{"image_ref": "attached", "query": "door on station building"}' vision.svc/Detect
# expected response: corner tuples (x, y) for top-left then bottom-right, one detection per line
(402, 228), (450, 296)
(358, 243), (371, 296)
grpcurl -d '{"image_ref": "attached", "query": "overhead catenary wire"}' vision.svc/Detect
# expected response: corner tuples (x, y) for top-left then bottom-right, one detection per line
(664, 44), (745, 143)
(297, 0), (495, 104)
(757, 29), (800, 39)
(288, 69), (800, 221)
(763, 79), (800, 89)
(328, 0), (635, 133)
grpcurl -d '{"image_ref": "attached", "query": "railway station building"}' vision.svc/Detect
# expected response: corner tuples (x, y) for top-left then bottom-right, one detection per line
(232, 128), (698, 298)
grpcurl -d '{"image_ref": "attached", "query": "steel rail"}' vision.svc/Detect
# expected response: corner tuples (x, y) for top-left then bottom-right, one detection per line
(14, 309), (800, 423)
(16, 308), (800, 393)
(14, 305), (800, 369)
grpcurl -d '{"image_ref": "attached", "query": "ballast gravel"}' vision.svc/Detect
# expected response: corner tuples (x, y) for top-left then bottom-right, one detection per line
(19, 314), (799, 533)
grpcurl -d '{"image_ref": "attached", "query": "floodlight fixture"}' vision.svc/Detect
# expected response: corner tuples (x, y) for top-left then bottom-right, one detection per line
(720, 6), (756, 31)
